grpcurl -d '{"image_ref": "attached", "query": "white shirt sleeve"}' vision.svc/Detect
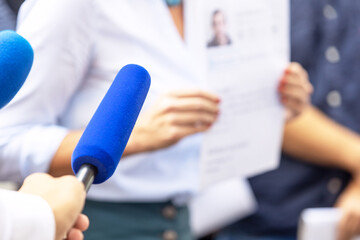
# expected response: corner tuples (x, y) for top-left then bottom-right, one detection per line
(0, 189), (55, 240)
(0, 0), (94, 182)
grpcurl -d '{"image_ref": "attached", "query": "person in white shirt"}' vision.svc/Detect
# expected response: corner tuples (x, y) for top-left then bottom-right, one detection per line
(0, 0), (312, 239)
(0, 173), (89, 240)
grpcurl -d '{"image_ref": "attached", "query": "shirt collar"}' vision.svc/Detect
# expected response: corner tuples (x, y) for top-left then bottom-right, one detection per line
(165, 0), (182, 6)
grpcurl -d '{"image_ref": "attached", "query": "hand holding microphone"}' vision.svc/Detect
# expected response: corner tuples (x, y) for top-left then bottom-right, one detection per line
(19, 174), (89, 240)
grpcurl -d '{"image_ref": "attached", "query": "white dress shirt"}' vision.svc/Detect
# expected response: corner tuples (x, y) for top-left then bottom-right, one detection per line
(0, 189), (55, 240)
(0, 0), (203, 204)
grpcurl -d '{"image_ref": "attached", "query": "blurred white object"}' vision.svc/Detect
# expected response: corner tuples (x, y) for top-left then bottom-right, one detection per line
(190, 179), (257, 237)
(298, 208), (360, 240)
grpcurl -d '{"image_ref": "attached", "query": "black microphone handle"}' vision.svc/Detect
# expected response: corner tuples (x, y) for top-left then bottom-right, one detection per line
(76, 164), (97, 193)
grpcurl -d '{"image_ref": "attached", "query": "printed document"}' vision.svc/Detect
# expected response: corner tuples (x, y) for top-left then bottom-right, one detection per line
(186, 0), (290, 188)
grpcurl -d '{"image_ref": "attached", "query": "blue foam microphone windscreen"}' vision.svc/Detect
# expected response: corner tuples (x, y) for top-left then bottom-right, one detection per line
(72, 64), (151, 185)
(0, 30), (33, 109)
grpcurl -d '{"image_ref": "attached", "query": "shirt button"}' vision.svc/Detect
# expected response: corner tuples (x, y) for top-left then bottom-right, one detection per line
(162, 206), (177, 219)
(328, 178), (342, 195)
(323, 4), (338, 20)
(325, 46), (341, 63)
(326, 90), (342, 108)
(163, 230), (178, 240)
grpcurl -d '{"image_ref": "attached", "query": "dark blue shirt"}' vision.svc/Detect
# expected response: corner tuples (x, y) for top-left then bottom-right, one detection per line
(228, 0), (360, 236)
(0, 0), (16, 31)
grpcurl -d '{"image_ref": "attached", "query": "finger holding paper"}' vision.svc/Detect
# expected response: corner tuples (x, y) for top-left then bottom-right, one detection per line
(278, 62), (313, 122)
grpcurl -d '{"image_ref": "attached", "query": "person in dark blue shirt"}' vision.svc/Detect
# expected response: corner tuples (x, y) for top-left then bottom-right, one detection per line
(0, 0), (16, 30)
(216, 1), (360, 240)
(0, 0), (24, 31)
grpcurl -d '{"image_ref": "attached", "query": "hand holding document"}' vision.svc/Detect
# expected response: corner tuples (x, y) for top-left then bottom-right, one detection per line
(186, 0), (290, 188)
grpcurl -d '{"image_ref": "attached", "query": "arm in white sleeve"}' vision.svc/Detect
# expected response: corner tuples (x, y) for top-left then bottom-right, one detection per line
(0, 0), (94, 182)
(0, 189), (55, 240)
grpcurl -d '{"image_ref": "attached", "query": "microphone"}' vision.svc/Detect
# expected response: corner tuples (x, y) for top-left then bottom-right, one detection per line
(0, 30), (34, 109)
(72, 64), (151, 191)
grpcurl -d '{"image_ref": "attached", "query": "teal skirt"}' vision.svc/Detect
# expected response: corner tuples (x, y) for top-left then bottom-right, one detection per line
(83, 199), (194, 240)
